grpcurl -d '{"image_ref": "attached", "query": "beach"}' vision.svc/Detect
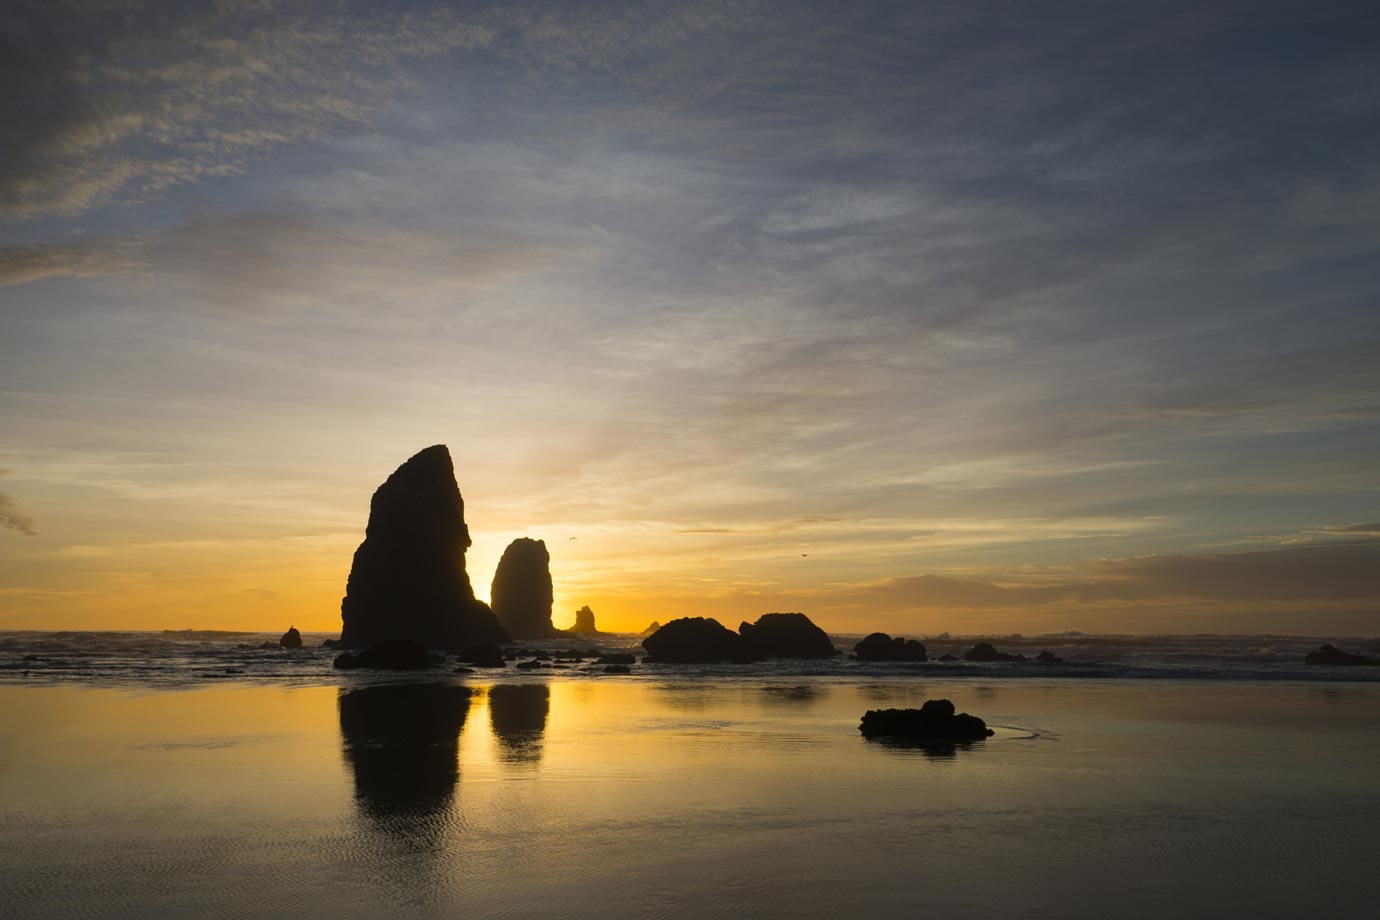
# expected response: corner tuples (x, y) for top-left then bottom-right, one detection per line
(4, 675), (1378, 919)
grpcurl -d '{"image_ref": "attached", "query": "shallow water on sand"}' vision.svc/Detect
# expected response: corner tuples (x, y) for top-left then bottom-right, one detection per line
(2, 678), (1378, 919)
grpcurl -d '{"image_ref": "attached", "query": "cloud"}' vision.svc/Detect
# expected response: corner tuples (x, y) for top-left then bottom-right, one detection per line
(0, 238), (146, 287)
(1084, 542), (1380, 603)
(789, 540), (1380, 612)
(676, 515), (841, 535)
(0, 492), (37, 536)
(0, 1), (497, 218)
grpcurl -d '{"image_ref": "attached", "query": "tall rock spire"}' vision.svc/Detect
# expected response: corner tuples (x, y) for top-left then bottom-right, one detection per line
(340, 445), (508, 649)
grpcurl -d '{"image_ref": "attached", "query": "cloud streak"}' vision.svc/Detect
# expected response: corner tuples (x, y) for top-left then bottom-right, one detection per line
(0, 492), (37, 536)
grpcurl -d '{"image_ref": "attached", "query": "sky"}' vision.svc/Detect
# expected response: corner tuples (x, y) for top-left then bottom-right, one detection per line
(1, 0), (1378, 636)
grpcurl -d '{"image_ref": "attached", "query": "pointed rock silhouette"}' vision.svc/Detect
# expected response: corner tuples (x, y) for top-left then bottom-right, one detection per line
(339, 445), (508, 650)
(567, 604), (602, 637)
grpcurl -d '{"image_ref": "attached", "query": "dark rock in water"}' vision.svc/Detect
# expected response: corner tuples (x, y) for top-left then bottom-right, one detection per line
(491, 537), (557, 639)
(453, 666), (474, 674)
(515, 659), (546, 670)
(642, 617), (746, 662)
(964, 642), (1026, 662)
(937, 654), (958, 662)
(339, 445), (508, 651)
(333, 638), (435, 670)
(602, 664), (632, 674)
(457, 644), (506, 668)
(279, 626), (302, 649)
(1035, 650), (1063, 664)
(566, 605), (603, 637)
(1305, 644), (1379, 666)
(321, 638), (340, 648)
(853, 632), (927, 662)
(859, 699), (994, 743)
(596, 653), (636, 665)
(258, 640), (279, 651)
(738, 612), (839, 659)
(639, 621), (660, 636)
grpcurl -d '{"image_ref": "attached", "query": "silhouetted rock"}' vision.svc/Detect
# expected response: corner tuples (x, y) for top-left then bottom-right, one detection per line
(738, 612), (839, 659)
(339, 445), (508, 650)
(1035, 650), (1063, 664)
(595, 652), (636, 665)
(964, 642), (1026, 662)
(566, 605), (603, 637)
(515, 659), (546, 669)
(279, 626), (302, 649)
(457, 644), (506, 668)
(601, 664), (631, 673)
(257, 640), (279, 650)
(642, 617), (745, 662)
(640, 621), (660, 636)
(859, 699), (994, 743)
(491, 537), (557, 639)
(937, 654), (958, 661)
(321, 638), (340, 648)
(333, 638), (435, 670)
(1305, 644), (1379, 666)
(853, 632), (927, 661)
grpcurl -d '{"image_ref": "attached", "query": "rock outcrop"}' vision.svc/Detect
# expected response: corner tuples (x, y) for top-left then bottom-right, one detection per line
(566, 605), (602, 637)
(963, 642), (1026, 662)
(738, 612), (838, 658)
(333, 638), (436, 670)
(639, 621), (661, 636)
(642, 617), (748, 662)
(1035, 650), (1063, 664)
(859, 699), (994, 743)
(279, 626), (302, 649)
(339, 445), (508, 650)
(853, 632), (927, 661)
(456, 644), (506, 668)
(491, 538), (557, 639)
(1305, 644), (1379, 666)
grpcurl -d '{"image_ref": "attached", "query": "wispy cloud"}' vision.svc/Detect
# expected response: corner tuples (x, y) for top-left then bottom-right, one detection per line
(0, 238), (146, 287)
(1, 1), (497, 218)
(0, 492), (37, 536)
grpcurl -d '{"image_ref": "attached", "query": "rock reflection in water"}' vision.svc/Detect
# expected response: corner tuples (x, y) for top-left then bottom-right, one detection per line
(338, 683), (471, 821)
(487, 684), (549, 766)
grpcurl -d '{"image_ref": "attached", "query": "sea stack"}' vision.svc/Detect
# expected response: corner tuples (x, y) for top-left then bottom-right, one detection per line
(738, 612), (838, 659)
(491, 537), (556, 639)
(339, 445), (508, 650)
(567, 605), (601, 637)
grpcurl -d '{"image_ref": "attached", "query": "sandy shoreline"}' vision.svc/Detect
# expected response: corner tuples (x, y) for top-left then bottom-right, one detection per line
(3, 678), (1378, 919)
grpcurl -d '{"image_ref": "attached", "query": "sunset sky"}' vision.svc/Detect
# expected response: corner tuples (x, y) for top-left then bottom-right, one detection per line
(2, 1), (1378, 636)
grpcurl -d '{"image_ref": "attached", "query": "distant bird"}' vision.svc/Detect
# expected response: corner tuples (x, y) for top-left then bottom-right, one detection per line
(569, 537), (577, 541)
(802, 553), (808, 556)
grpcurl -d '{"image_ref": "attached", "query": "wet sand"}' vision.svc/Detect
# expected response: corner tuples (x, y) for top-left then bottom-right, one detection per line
(2, 678), (1378, 919)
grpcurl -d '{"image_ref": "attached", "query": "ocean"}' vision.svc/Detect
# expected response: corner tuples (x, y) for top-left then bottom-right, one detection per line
(3, 629), (1379, 685)
(2, 631), (1379, 919)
